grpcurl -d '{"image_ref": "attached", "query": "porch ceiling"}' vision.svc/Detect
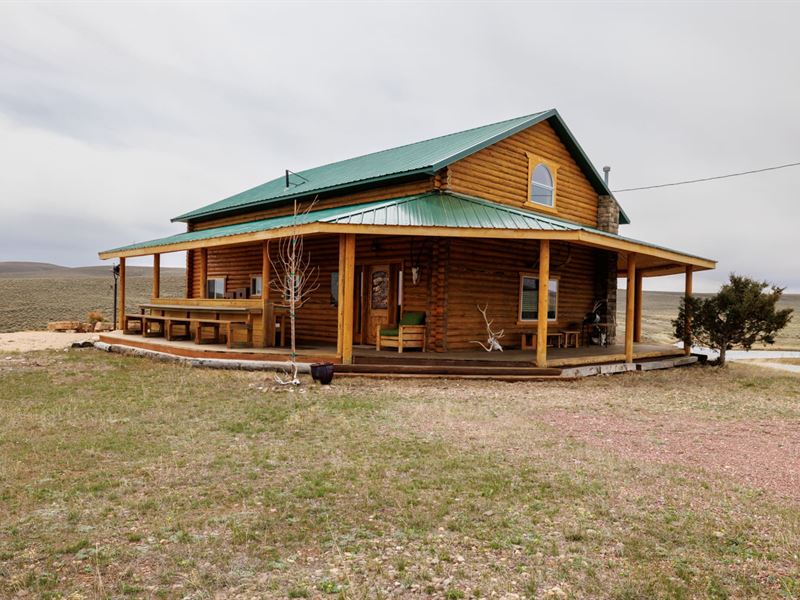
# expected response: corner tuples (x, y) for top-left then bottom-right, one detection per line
(99, 192), (715, 274)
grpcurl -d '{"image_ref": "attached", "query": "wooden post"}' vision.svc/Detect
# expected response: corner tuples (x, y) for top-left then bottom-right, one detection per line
(337, 234), (356, 364)
(633, 270), (643, 343)
(118, 257), (126, 329)
(199, 248), (208, 298)
(261, 241), (271, 347)
(152, 253), (161, 299)
(625, 253), (637, 363)
(684, 265), (693, 356)
(536, 240), (550, 368)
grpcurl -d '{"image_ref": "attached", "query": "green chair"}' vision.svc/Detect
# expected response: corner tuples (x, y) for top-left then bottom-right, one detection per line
(376, 311), (427, 353)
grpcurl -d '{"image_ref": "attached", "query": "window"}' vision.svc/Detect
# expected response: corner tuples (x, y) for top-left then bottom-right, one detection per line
(530, 163), (554, 207)
(250, 275), (262, 297)
(519, 275), (558, 322)
(206, 277), (225, 299)
(330, 271), (339, 306)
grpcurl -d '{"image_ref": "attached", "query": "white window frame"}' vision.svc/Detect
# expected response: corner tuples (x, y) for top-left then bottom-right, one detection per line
(518, 274), (558, 323)
(206, 276), (226, 299)
(250, 274), (262, 298)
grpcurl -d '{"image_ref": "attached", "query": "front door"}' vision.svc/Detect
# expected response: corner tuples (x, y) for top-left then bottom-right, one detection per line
(365, 264), (391, 345)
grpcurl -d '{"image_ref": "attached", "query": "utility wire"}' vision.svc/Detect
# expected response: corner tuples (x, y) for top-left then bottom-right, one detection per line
(612, 160), (800, 193)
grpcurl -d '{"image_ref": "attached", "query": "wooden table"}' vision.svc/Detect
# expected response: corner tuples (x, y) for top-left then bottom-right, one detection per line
(521, 331), (564, 350)
(138, 304), (262, 348)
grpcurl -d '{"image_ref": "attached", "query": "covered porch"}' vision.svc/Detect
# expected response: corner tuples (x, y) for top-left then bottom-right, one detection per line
(99, 193), (715, 372)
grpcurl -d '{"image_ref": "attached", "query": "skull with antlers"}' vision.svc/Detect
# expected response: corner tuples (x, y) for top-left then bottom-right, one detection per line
(471, 304), (504, 352)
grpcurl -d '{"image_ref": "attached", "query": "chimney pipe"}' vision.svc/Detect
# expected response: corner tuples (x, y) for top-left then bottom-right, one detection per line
(603, 166), (611, 187)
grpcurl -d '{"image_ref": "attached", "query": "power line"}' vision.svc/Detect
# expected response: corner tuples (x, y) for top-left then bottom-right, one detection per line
(612, 160), (800, 193)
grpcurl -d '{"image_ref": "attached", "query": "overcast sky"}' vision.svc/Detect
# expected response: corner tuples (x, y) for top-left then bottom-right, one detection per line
(1, 1), (798, 292)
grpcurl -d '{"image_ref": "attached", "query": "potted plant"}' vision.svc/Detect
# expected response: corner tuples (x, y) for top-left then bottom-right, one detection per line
(309, 362), (335, 385)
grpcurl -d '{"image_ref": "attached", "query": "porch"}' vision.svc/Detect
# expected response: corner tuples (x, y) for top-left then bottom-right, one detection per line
(98, 329), (684, 373)
(99, 193), (715, 373)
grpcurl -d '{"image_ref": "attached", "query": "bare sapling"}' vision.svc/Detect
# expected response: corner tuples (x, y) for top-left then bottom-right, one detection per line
(269, 199), (320, 384)
(471, 304), (504, 352)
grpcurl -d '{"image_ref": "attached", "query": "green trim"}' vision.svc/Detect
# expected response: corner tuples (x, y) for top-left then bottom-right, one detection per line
(102, 191), (709, 264)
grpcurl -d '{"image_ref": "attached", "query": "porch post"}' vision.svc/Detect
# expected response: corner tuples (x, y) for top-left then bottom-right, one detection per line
(118, 257), (126, 329)
(625, 253), (637, 363)
(536, 239), (550, 368)
(684, 265), (693, 355)
(199, 248), (208, 298)
(152, 253), (160, 299)
(633, 270), (643, 342)
(261, 241), (272, 348)
(337, 234), (356, 364)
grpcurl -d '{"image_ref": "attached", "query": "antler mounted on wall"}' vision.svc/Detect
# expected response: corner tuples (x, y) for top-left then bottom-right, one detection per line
(471, 304), (504, 352)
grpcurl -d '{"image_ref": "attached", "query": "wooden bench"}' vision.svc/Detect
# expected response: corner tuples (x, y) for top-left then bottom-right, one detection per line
(521, 331), (564, 350)
(193, 318), (252, 349)
(123, 313), (168, 337)
(125, 312), (252, 349)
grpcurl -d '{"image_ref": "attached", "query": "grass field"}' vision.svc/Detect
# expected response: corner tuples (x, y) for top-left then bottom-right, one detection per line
(0, 274), (184, 333)
(618, 291), (800, 350)
(1, 350), (799, 598)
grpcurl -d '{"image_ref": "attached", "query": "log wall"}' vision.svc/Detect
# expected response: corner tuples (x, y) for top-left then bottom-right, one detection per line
(444, 239), (597, 351)
(445, 120), (600, 227)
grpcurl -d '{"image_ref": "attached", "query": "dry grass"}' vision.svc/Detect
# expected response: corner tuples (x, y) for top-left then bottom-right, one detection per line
(1, 350), (799, 599)
(0, 274), (184, 333)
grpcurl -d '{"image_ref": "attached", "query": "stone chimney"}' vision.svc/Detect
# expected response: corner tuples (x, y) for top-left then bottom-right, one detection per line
(597, 195), (620, 234)
(594, 193), (621, 343)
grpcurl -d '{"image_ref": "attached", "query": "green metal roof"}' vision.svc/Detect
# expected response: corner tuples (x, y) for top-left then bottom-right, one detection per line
(173, 109), (630, 225)
(104, 192), (699, 261)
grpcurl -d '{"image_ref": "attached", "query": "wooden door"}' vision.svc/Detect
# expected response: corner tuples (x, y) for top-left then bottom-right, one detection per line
(366, 264), (391, 345)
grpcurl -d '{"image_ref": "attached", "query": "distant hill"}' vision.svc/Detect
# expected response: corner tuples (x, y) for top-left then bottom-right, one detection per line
(0, 261), (185, 279)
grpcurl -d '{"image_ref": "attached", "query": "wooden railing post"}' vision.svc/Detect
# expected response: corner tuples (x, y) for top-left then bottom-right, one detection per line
(633, 270), (643, 343)
(536, 239), (550, 368)
(337, 234), (356, 364)
(684, 265), (693, 355)
(199, 248), (208, 298)
(118, 257), (126, 329)
(625, 253), (637, 363)
(152, 253), (161, 299)
(260, 241), (272, 348)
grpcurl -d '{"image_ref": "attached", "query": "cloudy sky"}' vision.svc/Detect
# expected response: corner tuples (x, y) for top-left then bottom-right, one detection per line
(1, 1), (798, 292)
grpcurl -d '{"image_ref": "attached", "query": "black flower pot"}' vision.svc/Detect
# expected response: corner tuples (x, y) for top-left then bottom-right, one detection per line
(310, 362), (335, 385)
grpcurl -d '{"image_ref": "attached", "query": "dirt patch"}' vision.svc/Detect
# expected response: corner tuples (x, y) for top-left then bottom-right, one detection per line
(541, 410), (800, 502)
(0, 330), (98, 353)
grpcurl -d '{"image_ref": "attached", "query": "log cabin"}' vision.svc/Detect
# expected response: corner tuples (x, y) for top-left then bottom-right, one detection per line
(98, 109), (716, 375)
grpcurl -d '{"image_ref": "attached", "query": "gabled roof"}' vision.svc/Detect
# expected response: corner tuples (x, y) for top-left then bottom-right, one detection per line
(102, 193), (707, 274)
(173, 109), (630, 225)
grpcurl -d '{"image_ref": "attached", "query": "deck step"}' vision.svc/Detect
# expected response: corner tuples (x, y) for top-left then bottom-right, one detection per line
(353, 355), (540, 368)
(334, 372), (570, 381)
(335, 363), (563, 377)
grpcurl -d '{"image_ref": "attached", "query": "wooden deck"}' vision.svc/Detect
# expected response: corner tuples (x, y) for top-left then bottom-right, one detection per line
(99, 331), (682, 373)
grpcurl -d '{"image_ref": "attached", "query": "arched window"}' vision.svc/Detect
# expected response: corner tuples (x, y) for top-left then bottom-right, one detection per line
(530, 163), (554, 207)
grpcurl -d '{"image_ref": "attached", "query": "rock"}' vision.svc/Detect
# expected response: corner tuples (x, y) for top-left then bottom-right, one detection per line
(48, 321), (82, 332)
(94, 322), (113, 332)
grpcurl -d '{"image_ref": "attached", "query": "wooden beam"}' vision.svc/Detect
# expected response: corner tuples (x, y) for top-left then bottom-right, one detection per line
(199, 248), (208, 299)
(118, 257), (126, 329)
(337, 234), (356, 364)
(536, 239), (550, 368)
(152, 253), (161, 299)
(684, 266), (693, 356)
(261, 241), (271, 347)
(625, 253), (637, 363)
(98, 222), (716, 272)
(633, 270), (643, 343)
